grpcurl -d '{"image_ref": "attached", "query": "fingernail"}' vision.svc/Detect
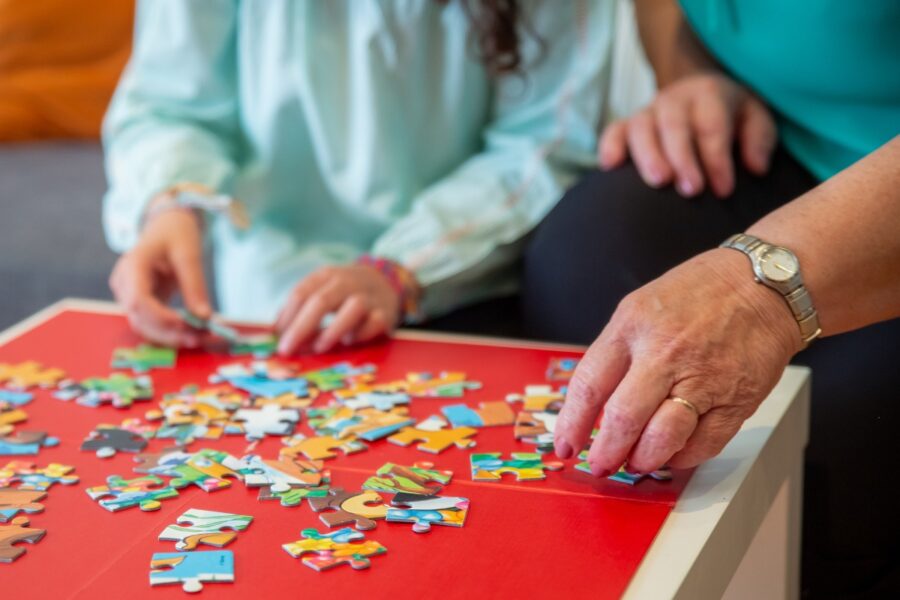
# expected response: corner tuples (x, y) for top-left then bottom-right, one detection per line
(313, 340), (329, 354)
(591, 465), (611, 478)
(277, 341), (290, 355)
(647, 170), (665, 187)
(677, 179), (697, 196)
(555, 439), (573, 459)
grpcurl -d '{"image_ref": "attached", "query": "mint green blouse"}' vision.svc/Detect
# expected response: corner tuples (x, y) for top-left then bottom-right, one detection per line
(680, 0), (900, 181)
(103, 0), (614, 321)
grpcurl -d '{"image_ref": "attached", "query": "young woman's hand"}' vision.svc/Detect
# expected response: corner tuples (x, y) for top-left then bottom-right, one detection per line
(598, 73), (777, 198)
(275, 264), (404, 355)
(109, 209), (212, 347)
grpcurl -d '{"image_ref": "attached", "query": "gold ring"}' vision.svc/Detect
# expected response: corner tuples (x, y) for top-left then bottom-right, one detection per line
(669, 396), (698, 416)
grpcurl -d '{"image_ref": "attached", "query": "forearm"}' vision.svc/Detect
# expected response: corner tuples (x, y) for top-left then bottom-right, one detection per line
(634, 0), (720, 86)
(747, 136), (900, 335)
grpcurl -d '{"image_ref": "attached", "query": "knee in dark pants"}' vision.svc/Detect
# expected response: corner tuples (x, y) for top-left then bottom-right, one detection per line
(522, 165), (733, 344)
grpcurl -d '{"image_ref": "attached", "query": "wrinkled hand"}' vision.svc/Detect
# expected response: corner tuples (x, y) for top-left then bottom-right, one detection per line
(275, 264), (403, 355)
(599, 73), (777, 198)
(109, 209), (211, 347)
(554, 249), (802, 475)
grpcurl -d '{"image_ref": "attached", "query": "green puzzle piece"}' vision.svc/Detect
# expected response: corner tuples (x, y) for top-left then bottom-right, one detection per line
(111, 345), (176, 373)
(258, 484), (330, 507)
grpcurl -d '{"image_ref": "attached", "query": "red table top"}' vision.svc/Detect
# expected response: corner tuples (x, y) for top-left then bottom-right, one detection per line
(0, 309), (690, 599)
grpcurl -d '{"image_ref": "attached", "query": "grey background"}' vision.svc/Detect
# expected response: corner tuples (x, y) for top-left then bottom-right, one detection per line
(0, 142), (116, 330)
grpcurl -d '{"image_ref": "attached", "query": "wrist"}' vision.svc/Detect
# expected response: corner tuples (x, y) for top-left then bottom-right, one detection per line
(707, 248), (805, 358)
(356, 255), (423, 324)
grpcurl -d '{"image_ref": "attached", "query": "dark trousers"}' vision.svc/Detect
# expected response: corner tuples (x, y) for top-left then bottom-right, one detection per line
(512, 149), (900, 598)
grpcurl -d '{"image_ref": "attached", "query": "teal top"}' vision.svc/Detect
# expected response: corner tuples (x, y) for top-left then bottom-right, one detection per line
(103, 0), (614, 321)
(680, 0), (900, 181)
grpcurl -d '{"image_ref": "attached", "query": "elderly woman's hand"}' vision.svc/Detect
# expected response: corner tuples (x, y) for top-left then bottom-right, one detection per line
(554, 248), (803, 475)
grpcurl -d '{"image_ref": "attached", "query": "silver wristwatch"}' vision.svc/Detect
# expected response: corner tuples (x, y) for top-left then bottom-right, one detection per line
(720, 233), (822, 347)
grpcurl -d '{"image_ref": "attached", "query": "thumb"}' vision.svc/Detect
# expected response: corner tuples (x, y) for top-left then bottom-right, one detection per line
(738, 96), (777, 176)
(169, 241), (212, 320)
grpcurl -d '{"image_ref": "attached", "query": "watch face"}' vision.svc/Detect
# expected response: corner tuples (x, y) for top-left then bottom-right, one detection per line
(758, 246), (799, 282)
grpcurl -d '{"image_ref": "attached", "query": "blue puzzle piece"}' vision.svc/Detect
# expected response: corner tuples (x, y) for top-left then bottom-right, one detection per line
(224, 376), (309, 398)
(0, 436), (58, 456)
(440, 404), (483, 428)
(386, 508), (446, 533)
(0, 390), (33, 406)
(149, 550), (234, 593)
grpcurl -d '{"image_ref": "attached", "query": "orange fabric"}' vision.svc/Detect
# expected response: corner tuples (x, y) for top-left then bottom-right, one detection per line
(0, 0), (134, 141)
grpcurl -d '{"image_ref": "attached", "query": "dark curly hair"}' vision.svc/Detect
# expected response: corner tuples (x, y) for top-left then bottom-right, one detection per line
(461, 0), (525, 75)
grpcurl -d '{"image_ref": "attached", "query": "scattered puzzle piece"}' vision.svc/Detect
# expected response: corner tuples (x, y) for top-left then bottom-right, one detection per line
(280, 434), (367, 461)
(212, 360), (311, 398)
(0, 431), (58, 456)
(0, 461), (79, 491)
(506, 385), (565, 413)
(470, 452), (563, 482)
(0, 405), (27, 429)
(81, 425), (148, 458)
(386, 492), (469, 533)
(403, 372), (482, 397)
(237, 455), (327, 494)
(388, 423), (477, 454)
(86, 474), (179, 512)
(258, 483), (330, 507)
(55, 373), (153, 408)
(229, 332), (278, 358)
(231, 404), (300, 440)
(308, 488), (388, 531)
(0, 390), (32, 406)
(311, 406), (414, 441)
(441, 401), (514, 428)
(546, 357), (578, 381)
(0, 489), (46, 523)
(150, 550), (234, 593)
(140, 449), (243, 492)
(111, 344), (176, 372)
(251, 391), (315, 410)
(362, 462), (452, 496)
(513, 411), (558, 454)
(300, 362), (376, 392)
(574, 451), (673, 485)
(341, 391), (410, 412)
(0, 516), (46, 562)
(0, 361), (65, 390)
(159, 509), (253, 551)
(283, 528), (386, 571)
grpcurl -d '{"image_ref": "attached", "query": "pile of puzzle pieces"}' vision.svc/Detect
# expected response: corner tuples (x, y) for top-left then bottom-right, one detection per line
(0, 459), (79, 562)
(1, 361), (66, 457)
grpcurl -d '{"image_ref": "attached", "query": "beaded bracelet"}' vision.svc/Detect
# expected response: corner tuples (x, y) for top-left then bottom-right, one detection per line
(356, 255), (423, 324)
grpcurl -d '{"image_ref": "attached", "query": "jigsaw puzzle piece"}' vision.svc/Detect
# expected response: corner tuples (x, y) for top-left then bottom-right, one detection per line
(0, 461), (79, 491)
(231, 404), (300, 440)
(282, 528), (386, 571)
(111, 344), (176, 372)
(386, 492), (469, 533)
(513, 411), (558, 454)
(308, 488), (388, 531)
(0, 516), (46, 562)
(167, 449), (243, 492)
(0, 489), (46, 523)
(280, 434), (367, 461)
(441, 401), (514, 428)
(229, 332), (279, 358)
(0, 431), (59, 456)
(506, 385), (565, 413)
(0, 361), (65, 390)
(404, 372), (482, 397)
(86, 474), (179, 512)
(0, 405), (27, 429)
(470, 452), (563, 482)
(574, 451), (673, 485)
(81, 425), (148, 458)
(546, 357), (578, 381)
(0, 390), (33, 406)
(362, 462), (452, 496)
(388, 424), (477, 454)
(258, 483), (330, 507)
(159, 509), (253, 551)
(56, 374), (154, 408)
(300, 362), (376, 392)
(150, 550), (234, 592)
(236, 455), (327, 493)
(341, 391), (410, 412)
